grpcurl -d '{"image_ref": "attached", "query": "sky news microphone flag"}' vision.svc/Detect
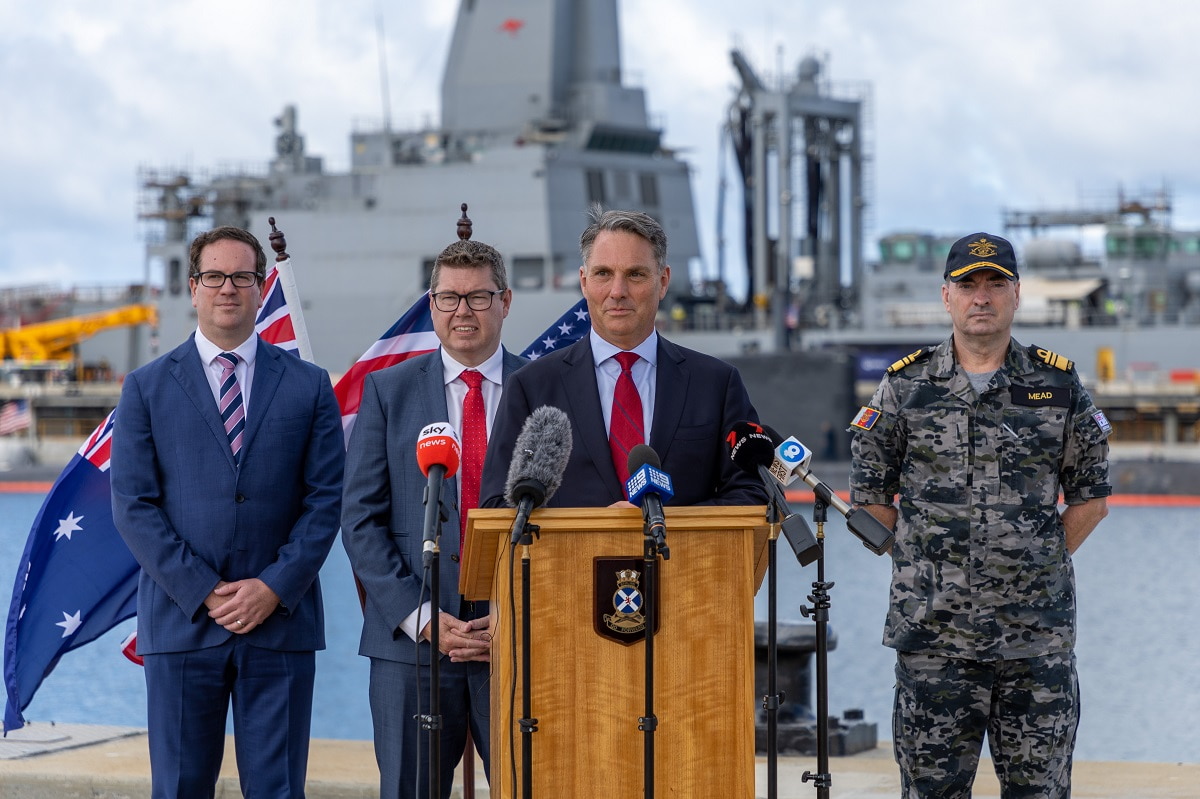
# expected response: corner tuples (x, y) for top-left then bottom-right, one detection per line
(2, 262), (304, 733)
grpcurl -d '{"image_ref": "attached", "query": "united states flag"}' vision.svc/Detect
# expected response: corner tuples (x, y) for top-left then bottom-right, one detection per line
(0, 400), (32, 436)
(519, 298), (589, 359)
(2, 265), (302, 731)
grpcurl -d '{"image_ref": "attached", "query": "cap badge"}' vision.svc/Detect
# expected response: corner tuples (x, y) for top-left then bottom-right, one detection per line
(967, 238), (999, 258)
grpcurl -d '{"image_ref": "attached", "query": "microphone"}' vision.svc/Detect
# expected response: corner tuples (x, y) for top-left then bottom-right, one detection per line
(626, 444), (673, 559)
(416, 422), (461, 566)
(726, 421), (821, 566)
(763, 427), (894, 556)
(504, 405), (573, 544)
(768, 436), (812, 487)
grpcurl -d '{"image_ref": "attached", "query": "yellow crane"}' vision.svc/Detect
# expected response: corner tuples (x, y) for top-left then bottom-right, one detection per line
(0, 304), (158, 363)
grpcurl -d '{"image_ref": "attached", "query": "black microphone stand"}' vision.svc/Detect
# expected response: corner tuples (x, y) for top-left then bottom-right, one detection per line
(419, 479), (449, 799)
(639, 508), (669, 799)
(761, 481), (786, 799)
(800, 498), (833, 799)
(512, 518), (540, 799)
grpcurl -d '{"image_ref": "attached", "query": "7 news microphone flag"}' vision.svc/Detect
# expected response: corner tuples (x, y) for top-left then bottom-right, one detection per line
(2, 261), (309, 733)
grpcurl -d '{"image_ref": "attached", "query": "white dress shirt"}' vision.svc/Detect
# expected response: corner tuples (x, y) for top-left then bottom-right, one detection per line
(590, 327), (657, 440)
(193, 329), (259, 418)
(400, 345), (506, 643)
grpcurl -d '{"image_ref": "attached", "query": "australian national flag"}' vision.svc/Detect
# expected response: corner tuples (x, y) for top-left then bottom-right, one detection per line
(2, 263), (301, 733)
(2, 412), (132, 732)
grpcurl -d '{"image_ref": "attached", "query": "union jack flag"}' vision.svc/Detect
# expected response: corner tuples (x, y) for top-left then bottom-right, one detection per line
(2, 266), (301, 732)
(256, 266), (299, 356)
(333, 294), (438, 443)
(333, 294), (591, 439)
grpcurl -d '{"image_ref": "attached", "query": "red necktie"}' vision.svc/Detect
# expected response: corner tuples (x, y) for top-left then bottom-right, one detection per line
(608, 351), (644, 490)
(459, 370), (486, 553)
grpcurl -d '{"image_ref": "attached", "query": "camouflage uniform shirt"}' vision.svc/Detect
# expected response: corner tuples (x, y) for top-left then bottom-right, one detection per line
(849, 337), (1111, 661)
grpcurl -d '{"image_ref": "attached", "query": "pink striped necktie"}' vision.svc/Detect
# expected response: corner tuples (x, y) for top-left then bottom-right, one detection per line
(216, 352), (245, 465)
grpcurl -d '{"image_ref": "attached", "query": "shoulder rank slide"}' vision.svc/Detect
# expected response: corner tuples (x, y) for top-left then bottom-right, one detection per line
(1031, 345), (1074, 372)
(886, 347), (930, 375)
(850, 406), (881, 431)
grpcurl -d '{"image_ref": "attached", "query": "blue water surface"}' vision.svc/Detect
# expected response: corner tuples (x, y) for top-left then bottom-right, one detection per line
(3, 493), (1197, 763)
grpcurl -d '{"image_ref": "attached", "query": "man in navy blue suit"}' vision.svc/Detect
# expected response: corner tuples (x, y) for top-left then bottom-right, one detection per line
(480, 207), (766, 509)
(341, 238), (526, 799)
(112, 226), (344, 799)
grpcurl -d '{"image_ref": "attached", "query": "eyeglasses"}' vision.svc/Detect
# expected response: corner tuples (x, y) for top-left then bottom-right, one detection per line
(431, 290), (504, 313)
(194, 271), (260, 289)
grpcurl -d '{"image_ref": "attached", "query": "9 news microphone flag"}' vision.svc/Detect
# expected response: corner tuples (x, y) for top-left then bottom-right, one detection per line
(2, 263), (304, 733)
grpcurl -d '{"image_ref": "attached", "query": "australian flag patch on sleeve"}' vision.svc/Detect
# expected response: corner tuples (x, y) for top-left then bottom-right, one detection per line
(850, 406), (881, 431)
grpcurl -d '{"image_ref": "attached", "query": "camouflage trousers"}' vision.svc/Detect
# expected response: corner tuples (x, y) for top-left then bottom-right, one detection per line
(892, 650), (1079, 799)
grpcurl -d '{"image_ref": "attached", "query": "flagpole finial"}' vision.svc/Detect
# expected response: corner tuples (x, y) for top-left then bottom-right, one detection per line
(268, 217), (289, 262)
(457, 203), (473, 241)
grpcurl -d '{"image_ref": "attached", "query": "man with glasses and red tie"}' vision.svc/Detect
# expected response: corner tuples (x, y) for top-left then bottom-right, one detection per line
(341, 238), (526, 799)
(112, 226), (344, 798)
(481, 206), (765, 511)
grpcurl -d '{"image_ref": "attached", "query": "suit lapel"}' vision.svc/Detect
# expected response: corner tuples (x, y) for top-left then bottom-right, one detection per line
(169, 339), (238, 470)
(241, 339), (284, 459)
(650, 337), (688, 462)
(561, 338), (623, 499)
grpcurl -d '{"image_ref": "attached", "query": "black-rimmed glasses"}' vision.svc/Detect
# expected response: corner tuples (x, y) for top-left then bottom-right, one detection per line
(194, 271), (260, 289)
(431, 290), (504, 312)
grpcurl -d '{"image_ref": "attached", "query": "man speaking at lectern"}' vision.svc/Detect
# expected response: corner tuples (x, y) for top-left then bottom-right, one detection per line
(481, 206), (765, 509)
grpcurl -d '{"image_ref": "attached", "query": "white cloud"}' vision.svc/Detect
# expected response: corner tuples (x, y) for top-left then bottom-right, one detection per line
(0, 0), (1198, 290)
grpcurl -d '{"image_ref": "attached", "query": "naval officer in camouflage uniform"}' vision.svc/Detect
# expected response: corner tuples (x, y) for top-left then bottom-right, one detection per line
(848, 232), (1111, 798)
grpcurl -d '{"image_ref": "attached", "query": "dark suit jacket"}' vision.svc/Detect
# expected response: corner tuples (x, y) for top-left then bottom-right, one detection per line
(111, 336), (344, 655)
(341, 347), (526, 664)
(480, 335), (767, 508)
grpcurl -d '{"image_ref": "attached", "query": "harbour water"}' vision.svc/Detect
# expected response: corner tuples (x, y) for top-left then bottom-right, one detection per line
(3, 493), (1197, 764)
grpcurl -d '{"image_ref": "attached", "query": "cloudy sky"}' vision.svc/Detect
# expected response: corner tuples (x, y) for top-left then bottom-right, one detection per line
(3, 0), (1198, 291)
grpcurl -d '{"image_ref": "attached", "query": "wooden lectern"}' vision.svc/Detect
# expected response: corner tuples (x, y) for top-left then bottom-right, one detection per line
(461, 506), (770, 798)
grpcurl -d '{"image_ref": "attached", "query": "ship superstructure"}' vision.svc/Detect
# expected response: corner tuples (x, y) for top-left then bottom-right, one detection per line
(138, 0), (701, 370)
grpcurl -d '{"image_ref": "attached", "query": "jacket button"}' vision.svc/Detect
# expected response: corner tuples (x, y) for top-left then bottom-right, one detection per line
(450, 554), (460, 563)
(235, 494), (245, 503)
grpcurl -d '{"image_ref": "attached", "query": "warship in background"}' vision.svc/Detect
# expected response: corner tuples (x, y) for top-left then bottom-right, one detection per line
(2, 0), (1198, 493)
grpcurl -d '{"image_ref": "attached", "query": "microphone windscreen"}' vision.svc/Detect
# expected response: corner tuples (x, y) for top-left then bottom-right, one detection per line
(416, 422), (461, 478)
(726, 420), (775, 474)
(504, 405), (574, 507)
(627, 443), (660, 473)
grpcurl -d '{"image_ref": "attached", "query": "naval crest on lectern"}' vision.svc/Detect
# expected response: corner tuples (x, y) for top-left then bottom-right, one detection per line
(593, 558), (659, 645)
